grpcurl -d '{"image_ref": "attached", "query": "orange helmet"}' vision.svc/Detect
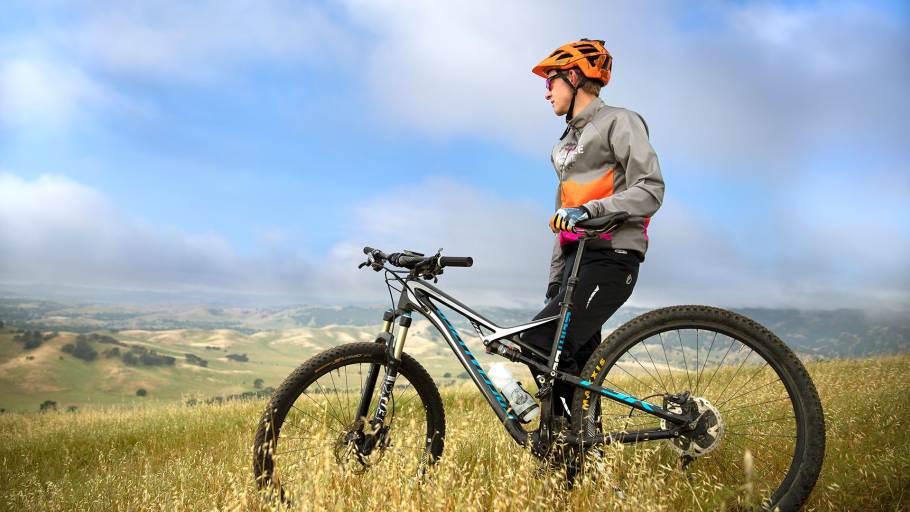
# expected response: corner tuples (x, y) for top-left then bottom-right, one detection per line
(532, 38), (612, 86)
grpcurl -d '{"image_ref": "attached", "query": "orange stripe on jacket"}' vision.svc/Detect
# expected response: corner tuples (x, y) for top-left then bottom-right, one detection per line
(559, 169), (614, 208)
(558, 169), (616, 246)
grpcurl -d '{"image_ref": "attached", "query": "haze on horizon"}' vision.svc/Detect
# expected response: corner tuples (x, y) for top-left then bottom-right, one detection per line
(1, 1), (908, 311)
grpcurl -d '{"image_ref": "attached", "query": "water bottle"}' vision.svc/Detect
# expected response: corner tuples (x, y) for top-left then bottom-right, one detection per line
(488, 363), (540, 423)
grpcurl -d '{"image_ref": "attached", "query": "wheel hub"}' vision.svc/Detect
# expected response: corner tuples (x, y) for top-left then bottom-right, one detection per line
(333, 420), (389, 471)
(661, 396), (725, 458)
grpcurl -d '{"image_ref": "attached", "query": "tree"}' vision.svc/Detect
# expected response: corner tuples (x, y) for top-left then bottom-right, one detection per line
(136, 388), (147, 397)
(185, 353), (208, 367)
(66, 405), (78, 413)
(71, 338), (98, 362)
(39, 400), (57, 412)
(253, 378), (264, 389)
(458, 372), (469, 379)
(15, 330), (43, 350)
(443, 372), (452, 378)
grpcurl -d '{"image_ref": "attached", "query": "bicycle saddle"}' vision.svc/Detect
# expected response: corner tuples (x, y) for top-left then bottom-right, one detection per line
(575, 211), (630, 236)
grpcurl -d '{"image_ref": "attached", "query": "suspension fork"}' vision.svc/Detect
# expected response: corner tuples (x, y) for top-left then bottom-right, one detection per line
(537, 237), (587, 448)
(354, 309), (395, 420)
(354, 309), (413, 424)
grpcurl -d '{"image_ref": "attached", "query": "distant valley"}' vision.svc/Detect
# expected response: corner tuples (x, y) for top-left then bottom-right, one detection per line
(0, 298), (907, 412)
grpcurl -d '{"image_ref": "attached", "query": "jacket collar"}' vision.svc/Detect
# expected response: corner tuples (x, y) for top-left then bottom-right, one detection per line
(568, 97), (604, 131)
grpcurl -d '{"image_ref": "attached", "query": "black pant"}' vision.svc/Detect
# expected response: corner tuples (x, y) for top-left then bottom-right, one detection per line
(520, 245), (640, 416)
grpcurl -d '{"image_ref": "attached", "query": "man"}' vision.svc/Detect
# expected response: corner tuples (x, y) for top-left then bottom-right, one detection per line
(521, 39), (665, 419)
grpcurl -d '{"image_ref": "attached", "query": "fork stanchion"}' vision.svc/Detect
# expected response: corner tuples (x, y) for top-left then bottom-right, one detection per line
(392, 312), (412, 361)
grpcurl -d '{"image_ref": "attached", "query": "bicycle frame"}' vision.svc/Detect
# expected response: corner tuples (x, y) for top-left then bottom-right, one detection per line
(362, 238), (693, 451)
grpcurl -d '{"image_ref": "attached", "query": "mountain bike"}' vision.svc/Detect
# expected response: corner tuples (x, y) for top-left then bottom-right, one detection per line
(252, 212), (825, 510)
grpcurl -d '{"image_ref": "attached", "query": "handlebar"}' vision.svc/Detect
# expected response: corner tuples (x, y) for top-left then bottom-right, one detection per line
(361, 246), (473, 273)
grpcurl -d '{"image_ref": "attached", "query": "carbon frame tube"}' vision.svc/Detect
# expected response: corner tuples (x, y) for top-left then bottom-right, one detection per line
(390, 272), (691, 446)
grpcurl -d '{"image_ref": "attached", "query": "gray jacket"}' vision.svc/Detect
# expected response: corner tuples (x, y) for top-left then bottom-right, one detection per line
(548, 97), (665, 286)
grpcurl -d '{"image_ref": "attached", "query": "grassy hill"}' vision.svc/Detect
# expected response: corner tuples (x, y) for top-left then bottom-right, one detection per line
(2, 298), (909, 413)
(0, 321), (504, 413)
(0, 355), (907, 511)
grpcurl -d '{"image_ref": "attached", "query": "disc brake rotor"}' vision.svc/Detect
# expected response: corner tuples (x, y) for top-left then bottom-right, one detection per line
(333, 420), (389, 472)
(661, 397), (725, 458)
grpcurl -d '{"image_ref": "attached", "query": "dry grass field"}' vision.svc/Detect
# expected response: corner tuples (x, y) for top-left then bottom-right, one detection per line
(1, 354), (907, 511)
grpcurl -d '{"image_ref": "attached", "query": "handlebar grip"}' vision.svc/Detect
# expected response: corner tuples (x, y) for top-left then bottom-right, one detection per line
(391, 254), (425, 268)
(439, 256), (473, 267)
(363, 246), (377, 255)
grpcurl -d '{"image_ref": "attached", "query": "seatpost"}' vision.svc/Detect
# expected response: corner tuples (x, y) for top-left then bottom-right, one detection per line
(536, 237), (587, 451)
(547, 237), (586, 376)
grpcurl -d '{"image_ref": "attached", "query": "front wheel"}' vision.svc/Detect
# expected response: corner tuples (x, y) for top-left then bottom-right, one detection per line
(571, 305), (825, 511)
(253, 342), (446, 501)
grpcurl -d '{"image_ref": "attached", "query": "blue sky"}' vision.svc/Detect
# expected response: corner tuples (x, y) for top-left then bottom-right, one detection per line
(1, 1), (908, 309)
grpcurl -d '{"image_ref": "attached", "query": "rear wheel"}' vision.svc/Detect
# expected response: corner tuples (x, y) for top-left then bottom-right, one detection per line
(253, 342), (446, 502)
(571, 306), (825, 511)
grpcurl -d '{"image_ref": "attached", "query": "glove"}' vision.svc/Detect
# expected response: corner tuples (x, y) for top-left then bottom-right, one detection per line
(544, 282), (561, 305)
(549, 206), (590, 233)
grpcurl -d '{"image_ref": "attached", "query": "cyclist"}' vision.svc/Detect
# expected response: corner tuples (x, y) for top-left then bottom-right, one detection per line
(521, 39), (665, 421)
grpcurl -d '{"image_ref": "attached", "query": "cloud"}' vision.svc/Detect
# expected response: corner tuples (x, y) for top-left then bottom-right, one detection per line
(0, 173), (313, 296)
(340, 1), (910, 169)
(316, 177), (555, 308)
(1, 172), (906, 308)
(6, 1), (907, 167)
(0, 0), (346, 130)
(0, 57), (123, 129)
(63, 0), (347, 81)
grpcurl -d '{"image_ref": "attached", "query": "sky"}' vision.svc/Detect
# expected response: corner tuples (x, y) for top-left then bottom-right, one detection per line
(1, 0), (908, 310)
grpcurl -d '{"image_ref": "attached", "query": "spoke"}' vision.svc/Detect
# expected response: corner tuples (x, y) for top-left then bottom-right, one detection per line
(343, 365), (352, 420)
(719, 395), (792, 414)
(359, 363), (364, 406)
(695, 331), (718, 396)
(328, 370), (352, 426)
(286, 403), (344, 435)
(625, 350), (669, 395)
(677, 329), (693, 392)
(299, 388), (347, 430)
(638, 340), (670, 393)
(701, 335), (737, 396)
(656, 332), (678, 392)
(715, 362), (773, 407)
(718, 377), (783, 410)
(714, 348), (755, 405)
(603, 377), (650, 407)
(395, 385), (421, 413)
(725, 415), (795, 430)
(723, 436), (780, 479)
(693, 327), (698, 395)
(313, 379), (349, 429)
(726, 431), (797, 440)
(613, 362), (665, 397)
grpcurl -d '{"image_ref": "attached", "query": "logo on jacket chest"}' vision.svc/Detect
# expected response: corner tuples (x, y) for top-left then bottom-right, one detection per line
(557, 142), (585, 172)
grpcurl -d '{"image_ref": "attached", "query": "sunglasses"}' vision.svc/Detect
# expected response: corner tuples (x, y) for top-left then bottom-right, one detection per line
(546, 72), (569, 91)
